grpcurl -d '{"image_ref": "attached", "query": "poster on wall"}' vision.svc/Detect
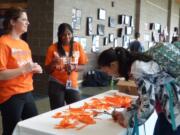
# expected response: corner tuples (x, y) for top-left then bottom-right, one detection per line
(72, 8), (82, 30)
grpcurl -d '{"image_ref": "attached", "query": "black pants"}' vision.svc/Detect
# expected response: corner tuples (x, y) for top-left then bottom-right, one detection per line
(154, 113), (180, 135)
(48, 81), (81, 110)
(0, 92), (38, 135)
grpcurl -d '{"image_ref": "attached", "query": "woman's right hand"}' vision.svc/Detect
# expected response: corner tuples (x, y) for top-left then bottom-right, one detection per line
(52, 52), (64, 70)
(112, 110), (128, 128)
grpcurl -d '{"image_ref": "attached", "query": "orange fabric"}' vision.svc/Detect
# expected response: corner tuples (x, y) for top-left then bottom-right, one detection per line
(0, 35), (33, 104)
(52, 94), (132, 129)
(45, 42), (88, 88)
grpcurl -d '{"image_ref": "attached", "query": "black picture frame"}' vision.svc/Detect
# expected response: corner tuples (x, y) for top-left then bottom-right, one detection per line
(98, 8), (106, 20)
(97, 24), (105, 36)
(86, 17), (93, 36)
(117, 28), (123, 37)
(125, 26), (133, 35)
(109, 33), (114, 43)
(108, 17), (116, 27)
(129, 16), (133, 26)
(118, 14), (125, 24)
(103, 37), (108, 46)
(149, 23), (155, 30)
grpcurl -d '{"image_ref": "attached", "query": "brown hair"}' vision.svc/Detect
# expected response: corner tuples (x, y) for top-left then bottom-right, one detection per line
(3, 7), (26, 33)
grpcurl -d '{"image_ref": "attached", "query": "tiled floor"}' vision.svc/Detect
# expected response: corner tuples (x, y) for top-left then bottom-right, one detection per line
(0, 86), (111, 134)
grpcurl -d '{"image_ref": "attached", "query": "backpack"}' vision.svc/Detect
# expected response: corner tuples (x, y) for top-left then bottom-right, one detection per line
(146, 42), (180, 85)
(82, 69), (111, 87)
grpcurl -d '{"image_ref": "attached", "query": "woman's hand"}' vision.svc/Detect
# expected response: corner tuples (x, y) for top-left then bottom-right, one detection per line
(112, 110), (128, 128)
(21, 62), (42, 74)
(32, 63), (43, 74)
(53, 52), (65, 70)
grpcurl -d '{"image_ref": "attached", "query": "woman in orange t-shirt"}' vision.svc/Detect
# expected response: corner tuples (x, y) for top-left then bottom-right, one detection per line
(45, 23), (88, 110)
(0, 7), (42, 135)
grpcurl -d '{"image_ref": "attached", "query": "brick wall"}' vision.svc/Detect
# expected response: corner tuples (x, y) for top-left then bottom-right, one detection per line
(27, 0), (54, 95)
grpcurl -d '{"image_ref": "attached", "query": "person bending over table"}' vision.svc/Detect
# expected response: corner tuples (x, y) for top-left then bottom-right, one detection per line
(97, 47), (180, 135)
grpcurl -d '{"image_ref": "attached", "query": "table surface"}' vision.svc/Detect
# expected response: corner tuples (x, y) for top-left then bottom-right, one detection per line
(13, 90), (157, 135)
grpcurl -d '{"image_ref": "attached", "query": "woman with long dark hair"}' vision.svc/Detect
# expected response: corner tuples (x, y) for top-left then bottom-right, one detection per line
(45, 23), (88, 110)
(0, 7), (42, 135)
(98, 47), (180, 135)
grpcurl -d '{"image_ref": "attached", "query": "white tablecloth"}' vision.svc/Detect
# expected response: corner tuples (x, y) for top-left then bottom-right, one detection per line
(13, 90), (157, 135)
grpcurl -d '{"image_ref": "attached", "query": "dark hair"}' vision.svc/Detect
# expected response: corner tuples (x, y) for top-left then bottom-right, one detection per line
(98, 47), (152, 80)
(3, 7), (26, 33)
(57, 23), (74, 57)
(135, 32), (140, 39)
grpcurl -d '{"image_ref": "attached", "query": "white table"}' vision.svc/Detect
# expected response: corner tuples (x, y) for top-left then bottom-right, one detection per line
(13, 90), (157, 135)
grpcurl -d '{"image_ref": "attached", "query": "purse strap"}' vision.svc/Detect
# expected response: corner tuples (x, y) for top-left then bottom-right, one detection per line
(165, 82), (177, 131)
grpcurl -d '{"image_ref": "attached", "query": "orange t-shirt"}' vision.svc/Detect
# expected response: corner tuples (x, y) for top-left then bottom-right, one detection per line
(45, 42), (88, 88)
(0, 35), (33, 104)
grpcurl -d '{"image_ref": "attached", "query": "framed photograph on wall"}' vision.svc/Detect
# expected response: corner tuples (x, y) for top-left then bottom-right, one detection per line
(80, 37), (87, 50)
(108, 17), (116, 27)
(103, 37), (108, 46)
(117, 28), (123, 37)
(125, 26), (133, 35)
(124, 15), (130, 25)
(109, 33), (114, 43)
(72, 8), (82, 30)
(123, 35), (130, 48)
(149, 23), (155, 30)
(118, 14), (125, 24)
(87, 17), (93, 36)
(98, 8), (106, 20)
(113, 38), (118, 48)
(97, 24), (105, 36)
(74, 36), (80, 43)
(92, 35), (100, 52)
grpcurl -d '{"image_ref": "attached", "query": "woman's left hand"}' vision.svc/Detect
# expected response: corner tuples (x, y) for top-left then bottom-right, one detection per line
(32, 63), (43, 74)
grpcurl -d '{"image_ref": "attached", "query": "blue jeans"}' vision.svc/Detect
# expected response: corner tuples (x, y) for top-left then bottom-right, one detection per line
(0, 92), (38, 135)
(48, 81), (81, 110)
(154, 113), (180, 135)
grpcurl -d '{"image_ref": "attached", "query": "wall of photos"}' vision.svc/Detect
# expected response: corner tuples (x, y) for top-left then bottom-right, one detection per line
(53, 0), (180, 53)
(141, 0), (179, 49)
(54, 0), (136, 53)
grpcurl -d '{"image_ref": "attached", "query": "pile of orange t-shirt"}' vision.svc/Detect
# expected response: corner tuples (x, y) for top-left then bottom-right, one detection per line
(52, 94), (132, 130)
